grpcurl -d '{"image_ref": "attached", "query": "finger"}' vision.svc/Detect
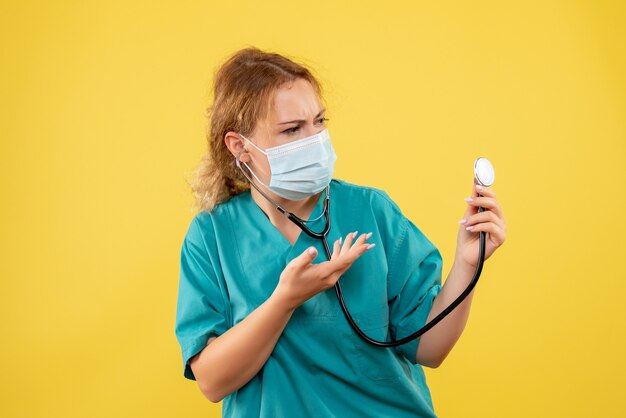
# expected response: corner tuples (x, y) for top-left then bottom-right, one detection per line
(344, 240), (373, 264)
(340, 231), (358, 256)
(464, 222), (506, 246)
(352, 232), (371, 247)
(464, 196), (503, 218)
(331, 238), (341, 261)
(463, 196), (479, 219)
(318, 243), (370, 278)
(460, 210), (504, 230)
(291, 246), (318, 269)
(321, 232), (375, 277)
(347, 233), (374, 256)
(471, 178), (480, 198)
(474, 183), (496, 198)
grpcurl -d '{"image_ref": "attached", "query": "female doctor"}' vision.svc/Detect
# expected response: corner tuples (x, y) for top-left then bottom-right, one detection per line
(174, 47), (506, 418)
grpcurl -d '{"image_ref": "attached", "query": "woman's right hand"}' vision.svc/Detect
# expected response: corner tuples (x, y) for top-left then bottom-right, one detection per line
(271, 231), (375, 312)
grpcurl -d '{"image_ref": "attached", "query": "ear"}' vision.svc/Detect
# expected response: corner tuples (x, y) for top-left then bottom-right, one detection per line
(224, 131), (251, 163)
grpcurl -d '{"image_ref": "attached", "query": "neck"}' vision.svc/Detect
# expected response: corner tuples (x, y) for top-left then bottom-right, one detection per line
(249, 184), (323, 224)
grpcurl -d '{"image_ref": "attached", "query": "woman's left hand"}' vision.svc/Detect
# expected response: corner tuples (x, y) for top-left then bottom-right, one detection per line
(455, 179), (507, 269)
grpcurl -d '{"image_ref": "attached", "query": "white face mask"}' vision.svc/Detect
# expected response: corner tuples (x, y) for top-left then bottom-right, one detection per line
(239, 128), (337, 201)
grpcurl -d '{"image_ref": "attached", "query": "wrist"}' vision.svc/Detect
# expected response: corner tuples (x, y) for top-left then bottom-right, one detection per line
(452, 256), (478, 277)
(268, 289), (298, 315)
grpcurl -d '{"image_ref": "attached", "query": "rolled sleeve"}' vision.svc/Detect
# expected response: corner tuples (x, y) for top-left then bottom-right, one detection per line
(175, 217), (229, 380)
(387, 216), (443, 365)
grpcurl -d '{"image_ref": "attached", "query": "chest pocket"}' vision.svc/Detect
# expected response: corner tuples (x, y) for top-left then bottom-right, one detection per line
(348, 302), (404, 382)
(290, 287), (340, 322)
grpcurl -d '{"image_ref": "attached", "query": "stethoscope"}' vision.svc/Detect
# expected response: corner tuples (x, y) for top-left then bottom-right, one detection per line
(236, 151), (496, 347)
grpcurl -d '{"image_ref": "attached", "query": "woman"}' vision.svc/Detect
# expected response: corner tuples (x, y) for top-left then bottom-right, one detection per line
(175, 47), (506, 417)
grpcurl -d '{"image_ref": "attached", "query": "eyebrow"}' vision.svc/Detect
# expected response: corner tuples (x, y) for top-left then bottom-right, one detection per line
(277, 109), (326, 125)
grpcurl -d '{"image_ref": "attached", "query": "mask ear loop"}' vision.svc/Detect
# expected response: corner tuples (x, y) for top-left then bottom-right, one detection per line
(235, 148), (329, 223)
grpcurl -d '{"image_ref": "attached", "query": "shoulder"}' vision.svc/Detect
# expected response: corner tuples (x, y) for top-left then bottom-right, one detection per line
(331, 178), (403, 217)
(332, 179), (437, 255)
(183, 192), (248, 246)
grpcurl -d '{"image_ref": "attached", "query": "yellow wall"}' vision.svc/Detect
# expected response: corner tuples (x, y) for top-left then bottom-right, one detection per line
(1, 1), (625, 417)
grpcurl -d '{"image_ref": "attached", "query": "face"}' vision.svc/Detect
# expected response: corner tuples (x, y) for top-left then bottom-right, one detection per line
(225, 78), (327, 185)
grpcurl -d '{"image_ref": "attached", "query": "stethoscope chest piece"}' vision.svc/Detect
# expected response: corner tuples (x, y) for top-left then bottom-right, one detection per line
(474, 157), (495, 187)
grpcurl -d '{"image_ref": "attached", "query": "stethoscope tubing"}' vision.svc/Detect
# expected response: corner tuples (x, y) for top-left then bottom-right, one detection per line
(294, 197), (486, 347)
(236, 151), (487, 347)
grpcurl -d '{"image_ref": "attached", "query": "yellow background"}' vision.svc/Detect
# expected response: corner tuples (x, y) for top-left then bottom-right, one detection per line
(1, 1), (625, 417)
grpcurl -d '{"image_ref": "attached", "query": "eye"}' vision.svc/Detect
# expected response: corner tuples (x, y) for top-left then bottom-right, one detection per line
(282, 126), (300, 135)
(315, 117), (329, 125)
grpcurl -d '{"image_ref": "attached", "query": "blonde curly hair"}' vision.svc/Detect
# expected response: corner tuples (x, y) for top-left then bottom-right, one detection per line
(188, 47), (324, 213)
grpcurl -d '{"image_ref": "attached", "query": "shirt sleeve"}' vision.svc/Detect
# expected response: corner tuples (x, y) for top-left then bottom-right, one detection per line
(174, 216), (230, 381)
(387, 213), (443, 365)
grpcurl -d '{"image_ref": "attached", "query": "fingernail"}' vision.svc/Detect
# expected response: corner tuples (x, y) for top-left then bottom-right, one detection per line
(308, 247), (317, 255)
(476, 185), (483, 190)
(464, 197), (473, 202)
(353, 230), (358, 238)
(339, 237), (342, 245)
(366, 243), (376, 249)
(466, 226), (475, 231)
(458, 219), (467, 224)
(366, 232), (373, 239)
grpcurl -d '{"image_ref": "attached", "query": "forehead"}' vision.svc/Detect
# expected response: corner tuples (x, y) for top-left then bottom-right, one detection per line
(268, 78), (322, 122)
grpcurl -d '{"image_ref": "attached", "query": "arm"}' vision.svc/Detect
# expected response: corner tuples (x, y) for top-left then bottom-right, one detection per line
(190, 293), (295, 403)
(415, 181), (506, 367)
(415, 260), (476, 368)
(190, 232), (372, 402)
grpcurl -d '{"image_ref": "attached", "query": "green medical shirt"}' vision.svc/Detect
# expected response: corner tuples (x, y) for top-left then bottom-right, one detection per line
(175, 179), (443, 417)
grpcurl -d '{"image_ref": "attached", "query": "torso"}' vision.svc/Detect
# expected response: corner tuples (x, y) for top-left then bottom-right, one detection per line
(275, 220), (302, 246)
(186, 179), (440, 417)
